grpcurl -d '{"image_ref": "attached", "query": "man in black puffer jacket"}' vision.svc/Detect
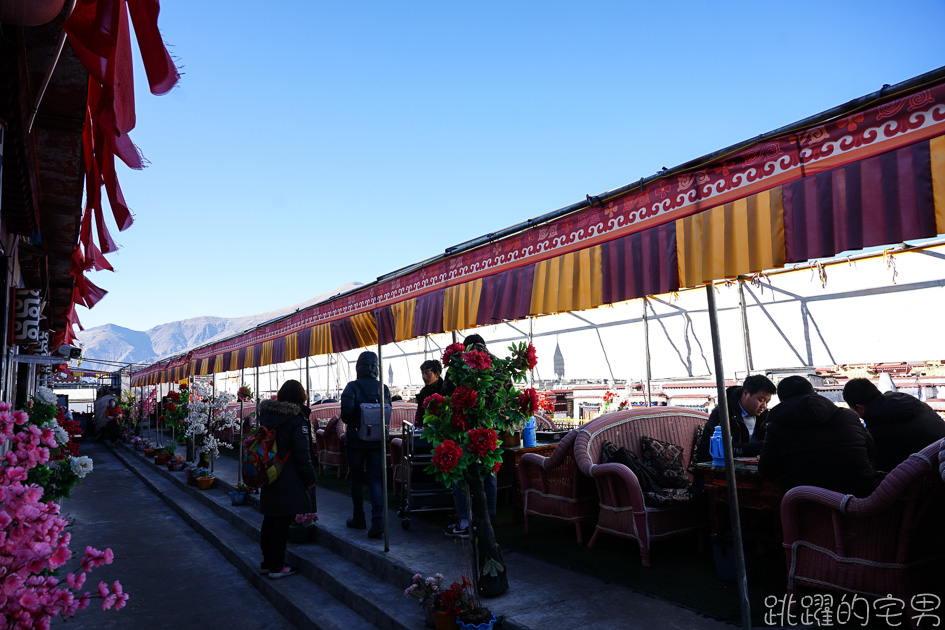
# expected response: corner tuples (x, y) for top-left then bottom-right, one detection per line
(342, 351), (391, 538)
(760, 376), (876, 497)
(258, 380), (318, 579)
(843, 377), (945, 473)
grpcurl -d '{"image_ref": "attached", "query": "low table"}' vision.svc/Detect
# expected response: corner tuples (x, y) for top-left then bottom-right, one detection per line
(498, 442), (559, 522)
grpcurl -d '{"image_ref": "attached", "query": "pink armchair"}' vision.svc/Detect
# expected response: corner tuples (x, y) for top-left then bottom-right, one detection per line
(574, 407), (709, 567)
(518, 429), (598, 543)
(315, 414), (346, 477)
(780, 438), (945, 604)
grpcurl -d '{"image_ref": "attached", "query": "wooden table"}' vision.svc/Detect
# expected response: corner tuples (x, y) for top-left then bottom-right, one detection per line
(498, 442), (559, 522)
(695, 459), (786, 533)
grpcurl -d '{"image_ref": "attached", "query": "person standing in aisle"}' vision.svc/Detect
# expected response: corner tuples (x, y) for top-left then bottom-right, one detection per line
(342, 351), (392, 539)
(258, 380), (317, 579)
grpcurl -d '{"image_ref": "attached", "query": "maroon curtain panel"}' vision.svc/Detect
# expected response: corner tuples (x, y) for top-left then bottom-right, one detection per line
(296, 327), (313, 359)
(330, 319), (359, 354)
(375, 305), (396, 346)
(601, 223), (679, 304)
(784, 141), (937, 263)
(271, 336), (286, 366)
(413, 289), (445, 338)
(480, 264), (535, 324)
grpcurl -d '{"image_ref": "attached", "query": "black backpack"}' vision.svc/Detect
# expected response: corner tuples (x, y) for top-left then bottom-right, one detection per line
(601, 440), (660, 493)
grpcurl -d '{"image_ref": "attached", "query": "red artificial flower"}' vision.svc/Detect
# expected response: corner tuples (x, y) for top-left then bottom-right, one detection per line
(450, 412), (468, 432)
(450, 386), (477, 411)
(462, 350), (492, 371)
(432, 440), (463, 474)
(441, 342), (465, 367)
(168, 391), (181, 403)
(158, 415), (165, 423)
(424, 393), (446, 413)
(492, 461), (502, 473)
(165, 402), (176, 413)
(525, 343), (538, 369)
(519, 388), (540, 416)
(467, 427), (498, 457)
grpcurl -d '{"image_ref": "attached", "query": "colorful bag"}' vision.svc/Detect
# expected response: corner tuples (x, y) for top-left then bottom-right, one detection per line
(242, 425), (292, 487)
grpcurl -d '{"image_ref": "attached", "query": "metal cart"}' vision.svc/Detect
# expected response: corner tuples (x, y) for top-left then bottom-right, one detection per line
(397, 421), (454, 529)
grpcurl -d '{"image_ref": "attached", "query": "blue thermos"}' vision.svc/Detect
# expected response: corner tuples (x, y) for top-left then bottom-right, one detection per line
(709, 426), (726, 466)
(522, 417), (537, 447)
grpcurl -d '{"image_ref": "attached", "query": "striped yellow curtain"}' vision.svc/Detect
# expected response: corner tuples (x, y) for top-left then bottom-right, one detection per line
(530, 246), (603, 315)
(350, 312), (378, 347)
(230, 350), (240, 372)
(260, 340), (274, 367)
(443, 280), (482, 332)
(676, 187), (786, 288)
(285, 333), (299, 362)
(189, 359), (198, 376)
(213, 354), (224, 374)
(391, 299), (416, 342)
(199, 358), (210, 376)
(933, 135), (945, 235)
(311, 324), (332, 356)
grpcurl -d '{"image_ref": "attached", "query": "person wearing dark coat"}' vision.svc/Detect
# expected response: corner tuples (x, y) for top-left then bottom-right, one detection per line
(696, 374), (776, 462)
(342, 351), (391, 538)
(414, 359), (445, 427)
(759, 376), (876, 498)
(258, 380), (318, 579)
(843, 378), (945, 473)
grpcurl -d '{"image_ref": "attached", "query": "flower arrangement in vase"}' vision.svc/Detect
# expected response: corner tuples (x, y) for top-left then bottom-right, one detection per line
(288, 512), (318, 543)
(167, 454), (186, 471)
(183, 381), (239, 474)
(421, 340), (537, 598)
(237, 384), (253, 402)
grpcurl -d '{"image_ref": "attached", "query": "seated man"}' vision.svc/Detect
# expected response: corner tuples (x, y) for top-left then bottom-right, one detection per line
(696, 374), (776, 462)
(842, 377), (945, 473)
(413, 359), (444, 428)
(759, 376), (876, 497)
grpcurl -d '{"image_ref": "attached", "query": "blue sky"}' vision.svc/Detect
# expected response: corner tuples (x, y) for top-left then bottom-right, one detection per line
(80, 0), (945, 332)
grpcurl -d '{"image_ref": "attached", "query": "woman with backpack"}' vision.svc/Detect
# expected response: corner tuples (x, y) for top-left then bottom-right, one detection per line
(341, 351), (391, 539)
(257, 380), (317, 579)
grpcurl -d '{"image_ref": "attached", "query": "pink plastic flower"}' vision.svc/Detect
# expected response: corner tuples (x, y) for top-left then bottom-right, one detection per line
(462, 350), (492, 370)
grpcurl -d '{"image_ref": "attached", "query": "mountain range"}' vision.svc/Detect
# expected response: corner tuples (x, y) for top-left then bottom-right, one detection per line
(75, 282), (362, 369)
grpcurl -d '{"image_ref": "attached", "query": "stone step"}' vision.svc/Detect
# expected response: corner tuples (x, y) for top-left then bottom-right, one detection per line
(111, 444), (419, 629)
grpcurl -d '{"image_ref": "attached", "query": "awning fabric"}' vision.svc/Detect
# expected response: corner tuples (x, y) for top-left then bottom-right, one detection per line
(131, 78), (945, 387)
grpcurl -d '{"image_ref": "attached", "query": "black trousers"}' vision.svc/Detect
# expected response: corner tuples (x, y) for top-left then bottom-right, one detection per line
(259, 514), (294, 571)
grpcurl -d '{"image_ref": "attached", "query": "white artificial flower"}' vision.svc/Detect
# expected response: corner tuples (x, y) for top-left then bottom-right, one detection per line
(53, 425), (70, 446)
(36, 386), (58, 406)
(70, 456), (93, 478)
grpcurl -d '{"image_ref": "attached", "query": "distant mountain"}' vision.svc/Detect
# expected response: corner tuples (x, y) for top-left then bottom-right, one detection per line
(76, 282), (363, 369)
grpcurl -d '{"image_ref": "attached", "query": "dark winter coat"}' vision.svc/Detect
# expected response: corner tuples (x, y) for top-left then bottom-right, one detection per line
(863, 392), (945, 473)
(258, 399), (317, 517)
(759, 394), (876, 498)
(696, 386), (770, 462)
(342, 352), (392, 450)
(414, 377), (445, 427)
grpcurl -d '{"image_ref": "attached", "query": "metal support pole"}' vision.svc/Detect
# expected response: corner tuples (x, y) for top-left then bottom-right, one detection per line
(643, 298), (652, 407)
(528, 318), (534, 389)
(738, 279), (754, 373)
(706, 283), (751, 630)
(305, 356), (311, 403)
(378, 343), (390, 551)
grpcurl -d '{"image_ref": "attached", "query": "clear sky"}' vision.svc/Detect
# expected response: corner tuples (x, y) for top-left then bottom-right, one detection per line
(78, 0), (945, 333)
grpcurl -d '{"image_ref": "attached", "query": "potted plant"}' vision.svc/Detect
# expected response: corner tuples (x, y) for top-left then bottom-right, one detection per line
(228, 482), (249, 505)
(404, 572), (445, 628)
(167, 454), (186, 471)
(421, 341), (537, 598)
(436, 576), (495, 630)
(288, 512), (318, 543)
(142, 441), (155, 457)
(195, 468), (214, 490)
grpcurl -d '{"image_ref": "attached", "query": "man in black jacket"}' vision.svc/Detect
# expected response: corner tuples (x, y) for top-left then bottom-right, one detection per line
(843, 378), (945, 473)
(414, 359), (444, 427)
(696, 374), (776, 462)
(760, 376), (875, 497)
